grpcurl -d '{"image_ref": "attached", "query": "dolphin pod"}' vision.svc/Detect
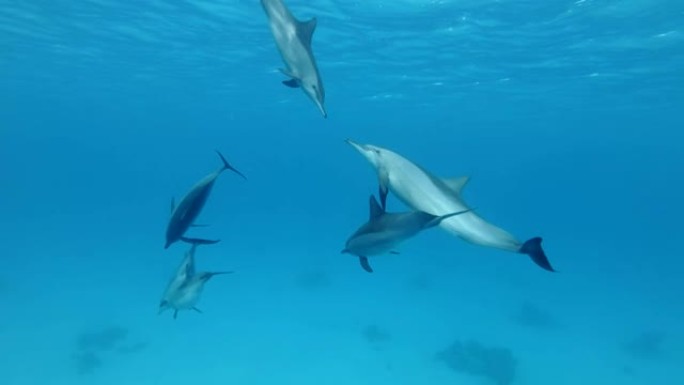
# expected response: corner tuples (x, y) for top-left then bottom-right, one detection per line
(345, 139), (555, 272)
(156, 0), (558, 319)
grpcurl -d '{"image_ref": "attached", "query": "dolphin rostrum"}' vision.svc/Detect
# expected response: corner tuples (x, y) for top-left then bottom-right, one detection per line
(346, 139), (555, 272)
(343, 195), (471, 273)
(159, 244), (233, 319)
(164, 150), (246, 249)
(260, 0), (327, 118)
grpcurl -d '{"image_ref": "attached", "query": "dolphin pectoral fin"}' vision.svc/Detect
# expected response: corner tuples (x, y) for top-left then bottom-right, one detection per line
(378, 185), (388, 211)
(520, 237), (555, 272)
(389, 251), (400, 255)
(282, 78), (300, 88)
(215, 150), (247, 180)
(359, 256), (373, 273)
(297, 17), (317, 46)
(369, 195), (384, 219)
(377, 167), (390, 210)
(192, 307), (203, 314)
(173, 310), (178, 319)
(181, 237), (221, 245)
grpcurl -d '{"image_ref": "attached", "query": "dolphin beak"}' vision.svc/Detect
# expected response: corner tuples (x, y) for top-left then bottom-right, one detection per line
(345, 138), (367, 153)
(316, 101), (327, 118)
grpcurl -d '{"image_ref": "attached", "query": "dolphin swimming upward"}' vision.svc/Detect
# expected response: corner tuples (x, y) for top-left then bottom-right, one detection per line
(260, 0), (327, 118)
(346, 139), (555, 272)
(159, 244), (232, 319)
(343, 195), (471, 273)
(164, 150), (246, 249)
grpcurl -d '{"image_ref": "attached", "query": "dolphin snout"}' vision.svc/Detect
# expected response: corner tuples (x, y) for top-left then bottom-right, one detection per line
(345, 139), (366, 152)
(316, 101), (327, 118)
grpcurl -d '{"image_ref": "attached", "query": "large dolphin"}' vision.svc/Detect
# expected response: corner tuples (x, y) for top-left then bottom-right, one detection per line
(345, 139), (555, 272)
(164, 150), (246, 249)
(260, 0), (327, 118)
(343, 195), (471, 273)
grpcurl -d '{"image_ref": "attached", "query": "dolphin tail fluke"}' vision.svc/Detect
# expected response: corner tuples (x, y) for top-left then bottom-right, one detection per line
(520, 237), (555, 272)
(215, 150), (247, 180)
(181, 237), (221, 246)
(359, 256), (373, 273)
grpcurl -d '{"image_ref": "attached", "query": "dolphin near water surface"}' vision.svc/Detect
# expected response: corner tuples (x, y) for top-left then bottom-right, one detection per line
(260, 0), (327, 118)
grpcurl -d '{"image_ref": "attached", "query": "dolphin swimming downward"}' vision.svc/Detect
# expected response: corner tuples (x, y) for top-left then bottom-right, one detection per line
(164, 150), (246, 249)
(343, 195), (472, 273)
(345, 139), (555, 272)
(260, 0), (327, 118)
(159, 244), (232, 319)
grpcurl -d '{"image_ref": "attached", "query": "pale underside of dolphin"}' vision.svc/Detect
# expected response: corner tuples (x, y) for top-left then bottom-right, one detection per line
(343, 194), (471, 273)
(159, 245), (233, 319)
(160, 244), (198, 304)
(161, 272), (232, 319)
(260, 0), (327, 118)
(164, 150), (246, 249)
(345, 139), (555, 272)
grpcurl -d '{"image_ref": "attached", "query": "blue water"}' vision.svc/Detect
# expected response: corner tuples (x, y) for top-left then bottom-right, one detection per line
(1, 0), (683, 384)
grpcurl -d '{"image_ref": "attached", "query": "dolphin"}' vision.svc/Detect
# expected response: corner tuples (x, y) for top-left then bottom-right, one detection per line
(159, 243), (199, 307)
(343, 195), (471, 273)
(159, 271), (233, 320)
(260, 0), (327, 118)
(164, 150), (246, 249)
(345, 139), (555, 272)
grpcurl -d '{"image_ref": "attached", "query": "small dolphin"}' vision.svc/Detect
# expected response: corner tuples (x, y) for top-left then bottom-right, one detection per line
(260, 0), (327, 118)
(346, 139), (555, 272)
(164, 150), (246, 249)
(343, 195), (471, 273)
(159, 271), (232, 320)
(159, 243), (199, 307)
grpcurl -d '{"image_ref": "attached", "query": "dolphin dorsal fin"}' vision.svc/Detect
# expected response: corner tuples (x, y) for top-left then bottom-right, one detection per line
(443, 176), (470, 196)
(298, 17), (317, 46)
(369, 195), (384, 219)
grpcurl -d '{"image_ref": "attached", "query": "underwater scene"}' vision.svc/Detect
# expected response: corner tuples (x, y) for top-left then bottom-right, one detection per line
(1, 0), (683, 384)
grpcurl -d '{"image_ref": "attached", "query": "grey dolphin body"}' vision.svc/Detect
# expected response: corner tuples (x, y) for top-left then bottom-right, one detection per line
(159, 271), (232, 319)
(260, 0), (326, 118)
(158, 245), (233, 319)
(346, 139), (555, 272)
(164, 151), (246, 249)
(160, 244), (198, 306)
(343, 195), (471, 273)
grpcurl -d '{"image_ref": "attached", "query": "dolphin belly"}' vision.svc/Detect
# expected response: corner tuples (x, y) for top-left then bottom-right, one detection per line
(346, 232), (404, 257)
(387, 165), (522, 253)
